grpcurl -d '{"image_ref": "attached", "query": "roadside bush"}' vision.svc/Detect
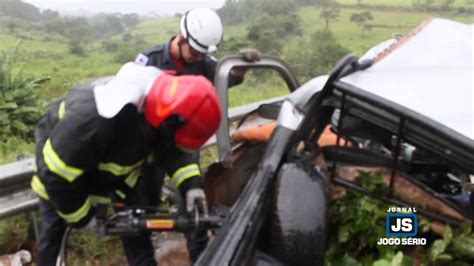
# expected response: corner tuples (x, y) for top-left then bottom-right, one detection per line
(0, 41), (48, 142)
(102, 40), (119, 52)
(69, 41), (85, 56)
(284, 29), (350, 82)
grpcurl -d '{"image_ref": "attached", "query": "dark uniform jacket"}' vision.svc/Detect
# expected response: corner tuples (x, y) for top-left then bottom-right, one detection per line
(31, 79), (200, 227)
(135, 40), (242, 86)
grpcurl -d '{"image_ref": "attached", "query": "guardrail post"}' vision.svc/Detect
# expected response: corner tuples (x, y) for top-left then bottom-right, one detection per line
(28, 211), (40, 241)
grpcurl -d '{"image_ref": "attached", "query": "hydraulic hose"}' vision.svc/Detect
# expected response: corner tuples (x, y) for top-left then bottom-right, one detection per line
(56, 226), (72, 266)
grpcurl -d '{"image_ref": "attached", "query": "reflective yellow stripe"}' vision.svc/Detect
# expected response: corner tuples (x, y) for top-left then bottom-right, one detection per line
(31, 175), (49, 200)
(98, 160), (143, 176)
(115, 190), (126, 199)
(58, 197), (91, 223)
(124, 169), (140, 188)
(171, 164), (200, 187)
(43, 139), (83, 182)
(58, 101), (66, 119)
(90, 195), (111, 205)
(169, 77), (179, 96)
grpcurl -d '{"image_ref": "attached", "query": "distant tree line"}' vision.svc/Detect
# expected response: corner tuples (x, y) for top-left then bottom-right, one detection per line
(41, 13), (139, 41)
(0, 0), (142, 57)
(0, 1), (140, 41)
(0, 0), (42, 22)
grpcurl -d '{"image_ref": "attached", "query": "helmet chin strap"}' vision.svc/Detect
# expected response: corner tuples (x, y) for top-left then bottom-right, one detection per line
(177, 38), (187, 62)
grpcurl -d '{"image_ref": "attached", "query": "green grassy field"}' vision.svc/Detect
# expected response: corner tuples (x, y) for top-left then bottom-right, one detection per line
(338, 0), (473, 8)
(297, 6), (472, 54)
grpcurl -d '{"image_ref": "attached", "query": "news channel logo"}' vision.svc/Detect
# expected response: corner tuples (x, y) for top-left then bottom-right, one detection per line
(377, 207), (426, 246)
(386, 213), (417, 236)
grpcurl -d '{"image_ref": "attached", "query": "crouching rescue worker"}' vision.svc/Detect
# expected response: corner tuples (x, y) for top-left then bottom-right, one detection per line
(30, 62), (221, 266)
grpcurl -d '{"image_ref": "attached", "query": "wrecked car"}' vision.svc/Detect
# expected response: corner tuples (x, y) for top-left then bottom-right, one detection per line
(198, 17), (473, 265)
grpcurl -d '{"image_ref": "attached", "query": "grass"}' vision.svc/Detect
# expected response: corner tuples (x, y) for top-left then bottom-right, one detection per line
(337, 0), (474, 8)
(0, 137), (35, 164)
(228, 71), (291, 108)
(298, 6), (473, 55)
(0, 215), (29, 250)
(126, 17), (179, 43)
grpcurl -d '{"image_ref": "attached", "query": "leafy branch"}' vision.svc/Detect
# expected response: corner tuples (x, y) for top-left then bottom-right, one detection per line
(0, 40), (49, 142)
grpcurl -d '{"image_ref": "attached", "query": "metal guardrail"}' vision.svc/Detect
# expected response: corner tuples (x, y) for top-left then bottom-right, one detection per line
(0, 158), (37, 219)
(0, 97), (283, 220)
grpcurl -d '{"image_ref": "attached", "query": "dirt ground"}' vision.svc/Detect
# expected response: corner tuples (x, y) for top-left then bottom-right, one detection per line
(153, 232), (191, 266)
(0, 231), (190, 265)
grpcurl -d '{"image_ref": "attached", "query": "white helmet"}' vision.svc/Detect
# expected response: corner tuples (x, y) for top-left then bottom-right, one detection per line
(180, 8), (223, 54)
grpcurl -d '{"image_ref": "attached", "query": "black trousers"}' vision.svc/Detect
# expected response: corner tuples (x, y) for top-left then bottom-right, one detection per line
(37, 178), (156, 266)
(141, 163), (209, 263)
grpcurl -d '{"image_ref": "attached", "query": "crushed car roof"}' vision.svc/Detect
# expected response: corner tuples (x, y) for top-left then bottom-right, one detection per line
(342, 18), (473, 140)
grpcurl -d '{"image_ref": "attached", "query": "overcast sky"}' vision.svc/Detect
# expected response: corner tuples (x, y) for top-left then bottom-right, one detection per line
(23, 0), (225, 16)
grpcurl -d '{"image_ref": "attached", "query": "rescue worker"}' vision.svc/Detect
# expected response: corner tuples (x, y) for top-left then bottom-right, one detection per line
(31, 62), (221, 266)
(135, 8), (261, 83)
(135, 8), (260, 262)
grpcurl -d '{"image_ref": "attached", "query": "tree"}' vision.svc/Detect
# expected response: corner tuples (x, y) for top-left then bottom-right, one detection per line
(422, 0), (436, 11)
(284, 29), (350, 82)
(350, 11), (373, 36)
(246, 0), (302, 54)
(6, 21), (17, 33)
(122, 13), (140, 28)
(41, 9), (59, 22)
(43, 17), (65, 34)
(217, 0), (259, 25)
(441, 0), (455, 10)
(62, 17), (89, 42)
(320, 0), (341, 30)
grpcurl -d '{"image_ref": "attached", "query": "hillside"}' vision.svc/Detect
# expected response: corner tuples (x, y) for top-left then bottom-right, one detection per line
(0, 3), (471, 102)
(0, 0), (471, 166)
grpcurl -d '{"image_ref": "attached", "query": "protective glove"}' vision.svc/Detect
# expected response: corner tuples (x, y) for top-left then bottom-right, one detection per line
(239, 48), (262, 62)
(78, 216), (98, 233)
(186, 188), (207, 213)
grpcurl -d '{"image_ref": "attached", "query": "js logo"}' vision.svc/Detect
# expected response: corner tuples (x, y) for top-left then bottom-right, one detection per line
(386, 214), (417, 237)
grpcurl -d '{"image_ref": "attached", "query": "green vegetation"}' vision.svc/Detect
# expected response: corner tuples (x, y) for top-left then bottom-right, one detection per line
(327, 171), (474, 265)
(0, 41), (48, 142)
(350, 11), (374, 36)
(428, 223), (474, 264)
(320, 0), (342, 29)
(246, 0), (302, 54)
